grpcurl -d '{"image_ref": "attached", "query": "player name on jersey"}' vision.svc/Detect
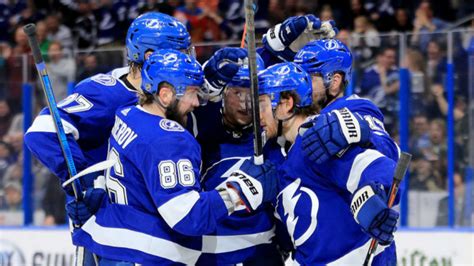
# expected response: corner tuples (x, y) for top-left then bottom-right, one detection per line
(111, 115), (138, 149)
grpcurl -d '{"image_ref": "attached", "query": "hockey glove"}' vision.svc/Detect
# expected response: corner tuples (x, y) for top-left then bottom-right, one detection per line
(351, 183), (399, 246)
(203, 47), (247, 96)
(225, 159), (278, 212)
(262, 15), (337, 61)
(301, 108), (371, 164)
(66, 187), (106, 226)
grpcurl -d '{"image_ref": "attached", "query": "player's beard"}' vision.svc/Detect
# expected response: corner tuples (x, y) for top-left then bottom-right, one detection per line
(165, 100), (187, 127)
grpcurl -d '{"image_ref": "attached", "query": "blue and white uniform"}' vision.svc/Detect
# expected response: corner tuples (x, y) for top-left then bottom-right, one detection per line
(25, 67), (137, 188)
(275, 138), (397, 265)
(73, 105), (229, 265)
(188, 101), (282, 265)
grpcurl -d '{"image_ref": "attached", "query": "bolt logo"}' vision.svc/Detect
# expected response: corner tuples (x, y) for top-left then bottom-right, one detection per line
(324, 39), (339, 50)
(275, 65), (291, 76)
(145, 19), (162, 29)
(163, 53), (178, 64)
(277, 178), (319, 247)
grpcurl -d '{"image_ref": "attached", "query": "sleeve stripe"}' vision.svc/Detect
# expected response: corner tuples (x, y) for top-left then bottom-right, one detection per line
(346, 149), (384, 194)
(158, 190), (200, 229)
(26, 115), (80, 140)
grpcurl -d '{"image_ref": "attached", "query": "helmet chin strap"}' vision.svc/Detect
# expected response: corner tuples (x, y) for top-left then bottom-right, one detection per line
(275, 109), (296, 146)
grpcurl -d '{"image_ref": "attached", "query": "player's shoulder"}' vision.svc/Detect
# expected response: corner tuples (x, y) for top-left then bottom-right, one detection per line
(329, 95), (384, 121)
(74, 67), (134, 96)
(118, 106), (198, 148)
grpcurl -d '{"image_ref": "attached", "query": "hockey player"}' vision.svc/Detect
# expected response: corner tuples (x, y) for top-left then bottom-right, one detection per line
(25, 12), (192, 194)
(293, 39), (400, 164)
(69, 49), (278, 265)
(188, 48), (287, 265)
(257, 45), (400, 264)
(24, 12), (194, 265)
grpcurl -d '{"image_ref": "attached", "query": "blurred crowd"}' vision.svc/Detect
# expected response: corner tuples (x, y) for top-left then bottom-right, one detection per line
(0, 0), (473, 226)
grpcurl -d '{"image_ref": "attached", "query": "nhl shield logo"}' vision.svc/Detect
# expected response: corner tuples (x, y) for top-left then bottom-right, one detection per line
(160, 119), (184, 132)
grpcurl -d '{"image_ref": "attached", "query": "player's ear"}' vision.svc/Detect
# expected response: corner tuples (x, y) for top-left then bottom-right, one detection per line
(158, 85), (175, 107)
(330, 73), (343, 96)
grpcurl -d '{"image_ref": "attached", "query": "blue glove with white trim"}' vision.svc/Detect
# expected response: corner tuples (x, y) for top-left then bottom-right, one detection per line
(351, 183), (399, 245)
(300, 108), (371, 164)
(262, 15), (337, 61)
(225, 159), (278, 212)
(203, 47), (247, 95)
(66, 186), (105, 226)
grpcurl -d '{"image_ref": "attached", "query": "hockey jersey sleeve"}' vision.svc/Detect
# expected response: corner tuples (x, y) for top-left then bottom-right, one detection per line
(24, 106), (89, 186)
(136, 134), (229, 236)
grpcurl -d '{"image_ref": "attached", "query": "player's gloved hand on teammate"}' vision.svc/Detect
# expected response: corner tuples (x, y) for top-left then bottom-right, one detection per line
(66, 175), (106, 226)
(203, 47), (247, 96)
(225, 159), (278, 212)
(300, 108), (371, 164)
(351, 183), (399, 246)
(263, 14), (338, 61)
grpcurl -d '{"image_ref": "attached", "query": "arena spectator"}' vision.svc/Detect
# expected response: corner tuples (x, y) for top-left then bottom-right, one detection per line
(393, 8), (413, 32)
(336, 29), (351, 47)
(77, 54), (105, 82)
(46, 41), (76, 101)
(359, 47), (398, 102)
(35, 21), (50, 56)
(364, 0), (396, 32)
(337, 0), (368, 30)
(320, 5), (334, 21)
(2, 181), (22, 211)
(411, 0), (449, 51)
(403, 48), (430, 115)
(0, 100), (13, 138)
(351, 16), (381, 67)
(410, 156), (442, 191)
(410, 113), (431, 154)
(45, 14), (73, 52)
(174, 0), (221, 43)
(73, 0), (97, 52)
(426, 40), (446, 84)
(94, 0), (128, 47)
(0, 140), (14, 184)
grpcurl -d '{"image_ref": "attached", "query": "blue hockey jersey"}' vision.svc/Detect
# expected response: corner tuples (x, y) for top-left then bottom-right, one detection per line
(275, 139), (397, 265)
(73, 105), (230, 265)
(268, 94), (400, 265)
(24, 67), (137, 187)
(187, 101), (282, 265)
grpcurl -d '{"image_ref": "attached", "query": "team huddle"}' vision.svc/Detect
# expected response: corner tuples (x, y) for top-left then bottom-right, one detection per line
(25, 12), (401, 266)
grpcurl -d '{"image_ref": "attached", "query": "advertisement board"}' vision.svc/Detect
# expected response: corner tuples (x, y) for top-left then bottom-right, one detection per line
(0, 228), (472, 265)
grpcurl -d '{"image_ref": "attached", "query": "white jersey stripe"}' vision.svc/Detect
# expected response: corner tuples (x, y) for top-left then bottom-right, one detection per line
(26, 114), (80, 140)
(346, 149), (384, 194)
(202, 226), (275, 253)
(158, 190), (200, 228)
(81, 216), (201, 265)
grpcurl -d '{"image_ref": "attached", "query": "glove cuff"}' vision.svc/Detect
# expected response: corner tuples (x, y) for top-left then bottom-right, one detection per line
(351, 185), (387, 229)
(333, 108), (362, 144)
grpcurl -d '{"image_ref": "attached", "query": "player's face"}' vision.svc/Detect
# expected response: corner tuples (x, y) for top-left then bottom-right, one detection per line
(223, 87), (252, 127)
(178, 86), (201, 115)
(259, 95), (278, 139)
(311, 74), (327, 108)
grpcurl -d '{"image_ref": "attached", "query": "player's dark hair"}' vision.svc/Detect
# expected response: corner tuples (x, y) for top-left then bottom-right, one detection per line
(280, 91), (318, 117)
(137, 82), (174, 106)
(129, 61), (143, 78)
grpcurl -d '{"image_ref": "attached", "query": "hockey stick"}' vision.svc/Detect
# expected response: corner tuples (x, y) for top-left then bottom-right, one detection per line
(23, 23), (84, 200)
(240, 24), (247, 48)
(244, 0), (264, 165)
(363, 152), (412, 266)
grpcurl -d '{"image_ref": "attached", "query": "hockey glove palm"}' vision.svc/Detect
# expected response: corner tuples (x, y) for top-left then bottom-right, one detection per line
(225, 159), (278, 212)
(301, 108), (371, 164)
(66, 187), (105, 226)
(263, 15), (337, 61)
(203, 47), (247, 95)
(351, 183), (399, 246)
